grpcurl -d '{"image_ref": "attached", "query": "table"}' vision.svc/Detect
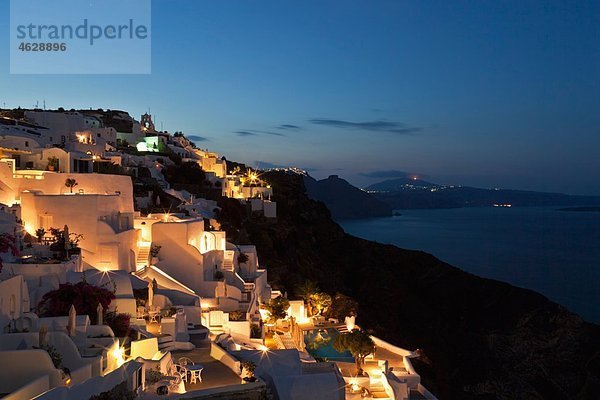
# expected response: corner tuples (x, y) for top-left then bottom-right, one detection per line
(185, 364), (203, 384)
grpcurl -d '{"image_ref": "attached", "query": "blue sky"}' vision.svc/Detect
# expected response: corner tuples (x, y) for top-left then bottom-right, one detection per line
(1, 1), (599, 194)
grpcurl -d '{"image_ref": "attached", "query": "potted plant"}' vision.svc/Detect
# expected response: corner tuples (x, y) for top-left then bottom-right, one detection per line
(64, 178), (78, 193)
(47, 156), (59, 171)
(149, 245), (161, 264)
(35, 228), (46, 243)
(214, 270), (224, 280)
(241, 360), (257, 383)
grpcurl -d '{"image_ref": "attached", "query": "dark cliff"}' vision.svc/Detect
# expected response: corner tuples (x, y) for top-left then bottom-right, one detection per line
(234, 171), (600, 400)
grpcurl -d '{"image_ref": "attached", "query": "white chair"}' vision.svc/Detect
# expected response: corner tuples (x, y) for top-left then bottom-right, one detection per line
(178, 357), (194, 367)
(170, 363), (187, 383)
(178, 357), (194, 383)
(148, 307), (160, 323)
(136, 306), (147, 319)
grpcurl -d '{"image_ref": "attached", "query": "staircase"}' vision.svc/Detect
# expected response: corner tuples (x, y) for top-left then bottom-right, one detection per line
(222, 258), (234, 272)
(157, 334), (174, 351)
(187, 323), (209, 337)
(368, 368), (392, 399)
(137, 242), (151, 270)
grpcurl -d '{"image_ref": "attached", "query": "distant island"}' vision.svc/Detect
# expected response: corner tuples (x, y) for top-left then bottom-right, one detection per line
(304, 175), (393, 220)
(303, 174), (600, 220)
(368, 177), (600, 210)
(557, 206), (600, 212)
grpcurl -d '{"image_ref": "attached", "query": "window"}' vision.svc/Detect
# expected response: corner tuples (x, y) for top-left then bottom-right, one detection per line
(25, 141), (29, 147)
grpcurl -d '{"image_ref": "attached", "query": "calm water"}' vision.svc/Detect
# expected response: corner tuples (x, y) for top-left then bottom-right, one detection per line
(305, 328), (354, 362)
(340, 207), (600, 323)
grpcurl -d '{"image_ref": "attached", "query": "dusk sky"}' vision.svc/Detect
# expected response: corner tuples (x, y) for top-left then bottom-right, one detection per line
(1, 1), (599, 194)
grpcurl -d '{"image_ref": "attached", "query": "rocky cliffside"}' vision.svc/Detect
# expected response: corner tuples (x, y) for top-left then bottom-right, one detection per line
(236, 170), (600, 400)
(304, 175), (392, 219)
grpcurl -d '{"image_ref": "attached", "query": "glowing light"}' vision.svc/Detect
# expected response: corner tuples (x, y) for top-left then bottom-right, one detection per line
(258, 308), (270, 321)
(136, 142), (149, 152)
(24, 223), (35, 235)
(351, 382), (360, 392)
(112, 346), (125, 367)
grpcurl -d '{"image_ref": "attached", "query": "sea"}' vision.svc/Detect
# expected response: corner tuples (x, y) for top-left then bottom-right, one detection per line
(340, 207), (600, 323)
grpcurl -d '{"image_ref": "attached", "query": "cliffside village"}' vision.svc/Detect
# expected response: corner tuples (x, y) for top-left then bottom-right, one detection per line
(0, 108), (436, 400)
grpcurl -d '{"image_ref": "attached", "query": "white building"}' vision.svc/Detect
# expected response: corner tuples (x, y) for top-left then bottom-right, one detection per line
(0, 162), (139, 271)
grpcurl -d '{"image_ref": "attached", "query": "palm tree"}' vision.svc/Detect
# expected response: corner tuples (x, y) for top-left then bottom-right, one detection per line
(296, 280), (319, 317)
(65, 178), (78, 193)
(296, 280), (319, 301)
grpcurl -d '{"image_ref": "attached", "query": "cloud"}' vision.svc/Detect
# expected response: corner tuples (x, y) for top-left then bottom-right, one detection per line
(359, 170), (410, 178)
(235, 129), (285, 137)
(187, 135), (209, 142)
(235, 130), (258, 137)
(388, 127), (422, 135)
(277, 124), (302, 130)
(263, 131), (285, 136)
(308, 118), (421, 135)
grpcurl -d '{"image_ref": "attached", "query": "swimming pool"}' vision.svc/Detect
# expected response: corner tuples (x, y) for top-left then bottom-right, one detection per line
(304, 328), (354, 362)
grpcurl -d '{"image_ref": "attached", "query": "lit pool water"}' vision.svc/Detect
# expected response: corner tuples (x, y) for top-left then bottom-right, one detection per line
(304, 328), (354, 362)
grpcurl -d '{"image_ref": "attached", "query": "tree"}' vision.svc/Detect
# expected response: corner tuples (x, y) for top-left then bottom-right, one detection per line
(333, 329), (375, 376)
(237, 252), (249, 265)
(37, 281), (115, 324)
(326, 293), (359, 321)
(65, 178), (78, 193)
(263, 295), (290, 323)
(48, 227), (83, 260)
(105, 311), (131, 337)
(0, 233), (18, 272)
(296, 280), (319, 301)
(296, 280), (319, 317)
(310, 292), (332, 316)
